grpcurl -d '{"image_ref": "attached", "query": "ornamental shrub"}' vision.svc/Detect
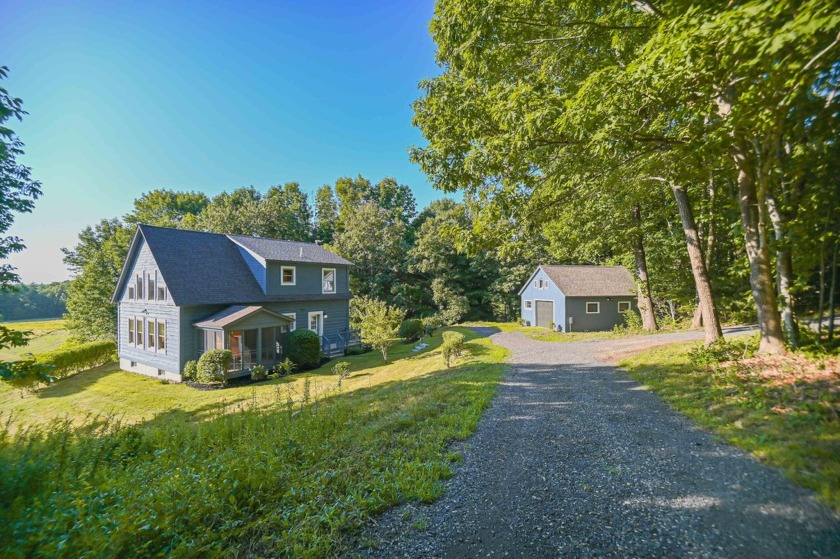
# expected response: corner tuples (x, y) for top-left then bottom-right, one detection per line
(34, 340), (116, 379)
(182, 360), (198, 381)
(398, 319), (423, 342)
(196, 349), (232, 385)
(250, 364), (268, 381)
(287, 329), (321, 369)
(441, 331), (466, 368)
(422, 316), (443, 337)
(273, 357), (297, 377)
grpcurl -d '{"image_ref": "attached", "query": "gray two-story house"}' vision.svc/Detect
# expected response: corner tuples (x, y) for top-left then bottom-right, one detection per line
(111, 224), (355, 382)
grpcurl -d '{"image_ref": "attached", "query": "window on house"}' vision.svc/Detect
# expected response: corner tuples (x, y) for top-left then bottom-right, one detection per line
(127, 285), (135, 300)
(157, 369), (165, 376)
(215, 331), (224, 350)
(322, 268), (336, 293)
(136, 318), (144, 347)
(281, 266), (296, 285)
(586, 302), (600, 314)
(618, 301), (631, 313)
(136, 274), (144, 299)
(147, 319), (156, 350)
(148, 273), (156, 301)
(158, 284), (167, 301)
(128, 318), (135, 344)
(525, 300), (533, 310)
(538, 279), (544, 289)
(130, 361), (137, 367)
(157, 320), (166, 351)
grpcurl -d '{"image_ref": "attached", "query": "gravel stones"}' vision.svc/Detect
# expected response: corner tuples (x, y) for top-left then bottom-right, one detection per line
(353, 327), (840, 558)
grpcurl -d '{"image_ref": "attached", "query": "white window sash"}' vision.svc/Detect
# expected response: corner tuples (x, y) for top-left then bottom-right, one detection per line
(281, 266), (296, 286)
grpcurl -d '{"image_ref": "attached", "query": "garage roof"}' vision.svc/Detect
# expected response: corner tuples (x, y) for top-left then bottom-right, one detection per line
(532, 265), (636, 297)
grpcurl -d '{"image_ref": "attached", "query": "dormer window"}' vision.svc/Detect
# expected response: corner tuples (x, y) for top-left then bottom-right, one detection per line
(322, 268), (336, 294)
(281, 266), (296, 286)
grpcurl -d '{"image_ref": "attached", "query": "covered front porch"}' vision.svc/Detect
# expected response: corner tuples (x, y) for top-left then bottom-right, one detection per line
(194, 306), (294, 376)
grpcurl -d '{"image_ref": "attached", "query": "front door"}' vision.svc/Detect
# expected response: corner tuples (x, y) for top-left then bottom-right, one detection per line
(308, 311), (323, 337)
(535, 300), (554, 329)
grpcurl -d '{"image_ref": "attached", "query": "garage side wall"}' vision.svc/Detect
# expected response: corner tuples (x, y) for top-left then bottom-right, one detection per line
(520, 268), (566, 329)
(565, 296), (638, 332)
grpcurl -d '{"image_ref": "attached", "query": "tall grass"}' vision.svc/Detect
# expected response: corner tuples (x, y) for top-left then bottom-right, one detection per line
(0, 331), (507, 558)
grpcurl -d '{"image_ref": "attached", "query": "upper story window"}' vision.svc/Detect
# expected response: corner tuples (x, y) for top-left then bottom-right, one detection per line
(127, 284), (135, 300)
(136, 274), (144, 299)
(147, 273), (156, 301)
(322, 268), (336, 294)
(538, 279), (545, 289)
(157, 283), (167, 301)
(281, 266), (296, 286)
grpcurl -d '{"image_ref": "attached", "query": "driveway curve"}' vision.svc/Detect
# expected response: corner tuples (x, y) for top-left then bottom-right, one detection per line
(357, 327), (840, 558)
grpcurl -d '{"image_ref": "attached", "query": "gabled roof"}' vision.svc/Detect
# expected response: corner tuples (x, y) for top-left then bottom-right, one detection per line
(228, 235), (352, 266)
(110, 225), (353, 306)
(520, 265), (637, 297)
(193, 305), (293, 329)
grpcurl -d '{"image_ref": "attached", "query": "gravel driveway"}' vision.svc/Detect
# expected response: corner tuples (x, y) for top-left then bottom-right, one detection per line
(355, 327), (840, 558)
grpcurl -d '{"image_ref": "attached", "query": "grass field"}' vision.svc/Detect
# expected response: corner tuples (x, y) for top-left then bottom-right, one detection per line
(462, 320), (685, 343)
(0, 328), (509, 557)
(621, 343), (840, 512)
(0, 318), (69, 361)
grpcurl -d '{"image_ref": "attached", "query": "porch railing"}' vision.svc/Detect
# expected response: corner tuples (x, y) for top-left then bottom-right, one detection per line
(320, 329), (362, 356)
(230, 350), (258, 371)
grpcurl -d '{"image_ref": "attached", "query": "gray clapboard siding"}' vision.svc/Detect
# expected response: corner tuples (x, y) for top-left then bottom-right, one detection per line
(564, 297), (637, 332)
(265, 262), (350, 297)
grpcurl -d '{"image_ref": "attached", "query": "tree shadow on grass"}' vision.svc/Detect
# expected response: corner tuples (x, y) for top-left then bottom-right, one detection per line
(35, 363), (122, 399)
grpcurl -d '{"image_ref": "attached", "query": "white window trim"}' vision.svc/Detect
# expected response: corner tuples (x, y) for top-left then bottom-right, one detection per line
(586, 302), (600, 314)
(281, 265), (296, 286)
(147, 318), (156, 350)
(618, 301), (631, 313)
(525, 300), (533, 310)
(136, 317), (144, 348)
(322, 267), (336, 294)
(307, 311), (324, 336)
(157, 319), (166, 354)
(127, 317), (135, 346)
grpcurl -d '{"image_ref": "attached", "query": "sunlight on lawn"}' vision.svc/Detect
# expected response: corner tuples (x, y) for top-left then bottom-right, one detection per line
(0, 327), (488, 431)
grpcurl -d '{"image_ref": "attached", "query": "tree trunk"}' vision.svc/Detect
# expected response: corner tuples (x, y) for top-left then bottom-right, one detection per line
(829, 242), (838, 342)
(632, 205), (658, 331)
(766, 193), (799, 349)
(691, 174), (716, 329)
(818, 245), (826, 338)
(670, 182), (722, 345)
(732, 143), (786, 354)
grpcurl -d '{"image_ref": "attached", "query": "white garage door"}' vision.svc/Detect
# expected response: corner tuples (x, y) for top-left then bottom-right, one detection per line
(535, 301), (554, 329)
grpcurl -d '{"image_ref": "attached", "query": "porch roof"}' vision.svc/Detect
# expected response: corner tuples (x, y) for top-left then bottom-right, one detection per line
(193, 305), (294, 329)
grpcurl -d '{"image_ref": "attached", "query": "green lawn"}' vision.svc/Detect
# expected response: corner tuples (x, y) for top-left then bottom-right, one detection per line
(0, 328), (510, 557)
(621, 343), (840, 512)
(463, 320), (688, 343)
(0, 318), (69, 361)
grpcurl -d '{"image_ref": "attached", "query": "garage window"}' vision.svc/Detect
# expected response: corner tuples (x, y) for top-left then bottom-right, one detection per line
(525, 300), (532, 310)
(618, 301), (631, 312)
(586, 302), (600, 314)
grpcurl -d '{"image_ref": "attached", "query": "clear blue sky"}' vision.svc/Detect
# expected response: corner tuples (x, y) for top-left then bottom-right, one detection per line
(1, 0), (441, 283)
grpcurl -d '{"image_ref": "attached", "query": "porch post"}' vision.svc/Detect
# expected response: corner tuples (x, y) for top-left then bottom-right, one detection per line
(256, 328), (262, 365)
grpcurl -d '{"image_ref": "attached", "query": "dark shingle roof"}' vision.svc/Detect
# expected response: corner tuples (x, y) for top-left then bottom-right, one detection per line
(140, 226), (266, 306)
(228, 235), (352, 265)
(193, 305), (294, 329)
(540, 265), (636, 297)
(112, 225), (353, 306)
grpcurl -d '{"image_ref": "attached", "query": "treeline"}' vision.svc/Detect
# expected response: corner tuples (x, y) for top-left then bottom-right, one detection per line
(63, 178), (542, 341)
(410, 0), (840, 353)
(0, 282), (68, 321)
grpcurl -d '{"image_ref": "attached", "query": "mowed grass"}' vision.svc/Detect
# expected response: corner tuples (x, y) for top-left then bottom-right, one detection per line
(621, 343), (840, 512)
(463, 320), (651, 343)
(0, 318), (69, 361)
(0, 328), (509, 558)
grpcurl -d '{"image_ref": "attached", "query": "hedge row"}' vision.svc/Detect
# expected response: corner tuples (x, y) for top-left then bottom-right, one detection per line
(34, 340), (117, 379)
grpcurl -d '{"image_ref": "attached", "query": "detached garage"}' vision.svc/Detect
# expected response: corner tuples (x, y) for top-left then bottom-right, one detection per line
(519, 265), (638, 332)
